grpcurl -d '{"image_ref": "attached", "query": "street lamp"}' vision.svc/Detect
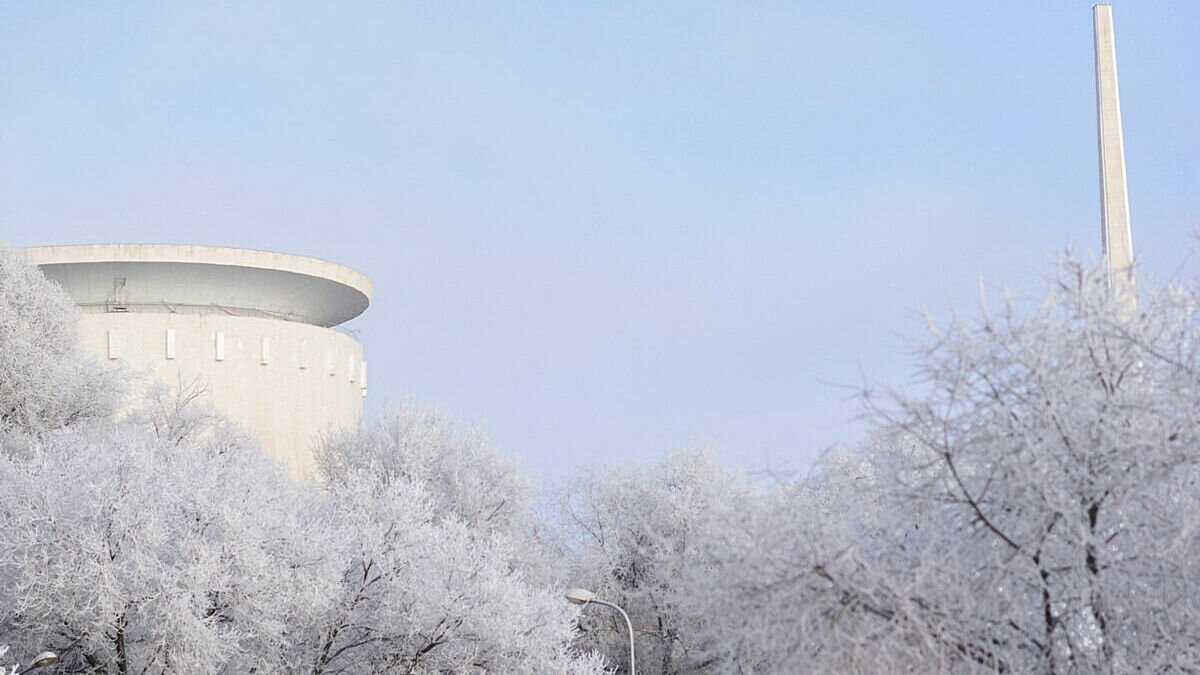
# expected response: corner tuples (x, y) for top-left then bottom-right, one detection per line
(18, 651), (58, 675)
(565, 588), (635, 675)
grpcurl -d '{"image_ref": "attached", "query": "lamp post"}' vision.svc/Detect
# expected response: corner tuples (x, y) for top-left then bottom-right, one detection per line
(565, 588), (635, 675)
(18, 651), (58, 675)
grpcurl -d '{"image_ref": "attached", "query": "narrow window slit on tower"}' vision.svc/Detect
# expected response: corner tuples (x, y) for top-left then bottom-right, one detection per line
(214, 331), (226, 361)
(166, 328), (176, 359)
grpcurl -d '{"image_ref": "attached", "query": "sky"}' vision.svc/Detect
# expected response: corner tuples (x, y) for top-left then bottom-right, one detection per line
(1, 1), (1197, 481)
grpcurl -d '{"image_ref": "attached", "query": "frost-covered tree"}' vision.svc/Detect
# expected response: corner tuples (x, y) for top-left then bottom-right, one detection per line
(0, 397), (599, 675)
(125, 376), (239, 449)
(556, 451), (755, 675)
(0, 418), (329, 674)
(315, 402), (562, 588)
(306, 406), (604, 674)
(677, 440), (980, 674)
(316, 404), (530, 542)
(0, 243), (118, 434)
(682, 261), (1200, 673)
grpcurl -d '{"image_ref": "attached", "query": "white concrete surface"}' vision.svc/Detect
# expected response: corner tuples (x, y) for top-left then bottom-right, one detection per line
(25, 244), (371, 478)
(25, 244), (371, 327)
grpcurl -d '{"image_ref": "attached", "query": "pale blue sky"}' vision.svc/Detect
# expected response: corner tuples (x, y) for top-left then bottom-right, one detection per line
(2, 2), (1197, 479)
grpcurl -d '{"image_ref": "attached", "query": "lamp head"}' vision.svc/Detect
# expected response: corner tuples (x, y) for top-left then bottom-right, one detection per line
(29, 651), (58, 669)
(564, 588), (597, 605)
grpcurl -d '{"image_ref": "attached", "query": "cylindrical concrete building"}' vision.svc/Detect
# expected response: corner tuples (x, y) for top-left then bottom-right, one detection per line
(24, 244), (371, 477)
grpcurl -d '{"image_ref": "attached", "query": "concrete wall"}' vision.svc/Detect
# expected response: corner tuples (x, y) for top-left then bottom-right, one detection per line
(82, 310), (366, 477)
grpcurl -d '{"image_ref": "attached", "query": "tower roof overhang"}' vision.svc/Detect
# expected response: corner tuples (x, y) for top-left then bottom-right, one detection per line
(23, 244), (372, 327)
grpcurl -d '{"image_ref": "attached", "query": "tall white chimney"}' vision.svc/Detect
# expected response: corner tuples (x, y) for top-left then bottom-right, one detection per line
(1093, 4), (1134, 298)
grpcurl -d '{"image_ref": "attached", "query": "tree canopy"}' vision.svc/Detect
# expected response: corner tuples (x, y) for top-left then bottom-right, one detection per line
(4, 241), (1200, 674)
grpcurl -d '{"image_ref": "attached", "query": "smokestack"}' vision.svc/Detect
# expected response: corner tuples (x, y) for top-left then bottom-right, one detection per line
(1093, 4), (1134, 299)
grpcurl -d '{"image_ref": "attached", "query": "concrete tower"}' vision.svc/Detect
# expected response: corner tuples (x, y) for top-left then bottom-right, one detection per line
(24, 244), (371, 477)
(1094, 4), (1134, 296)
